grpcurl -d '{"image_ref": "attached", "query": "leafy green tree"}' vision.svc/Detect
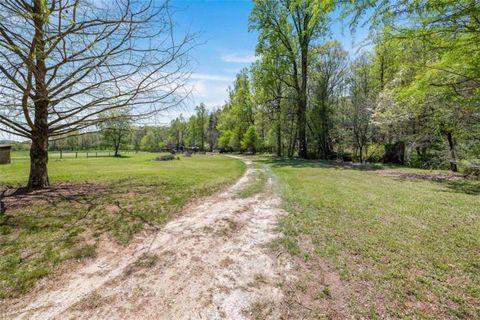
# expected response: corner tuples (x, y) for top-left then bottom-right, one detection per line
(99, 111), (132, 157)
(186, 115), (198, 148)
(140, 127), (168, 152)
(217, 70), (255, 151)
(251, 49), (289, 156)
(218, 130), (234, 150)
(196, 104), (208, 151)
(169, 116), (186, 151)
(349, 0), (480, 170)
(241, 125), (259, 153)
(79, 133), (99, 151)
(207, 110), (220, 151)
(132, 127), (146, 153)
(250, 0), (335, 158)
(348, 54), (378, 163)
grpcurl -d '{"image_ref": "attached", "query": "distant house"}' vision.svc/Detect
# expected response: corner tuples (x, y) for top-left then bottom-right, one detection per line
(0, 145), (12, 164)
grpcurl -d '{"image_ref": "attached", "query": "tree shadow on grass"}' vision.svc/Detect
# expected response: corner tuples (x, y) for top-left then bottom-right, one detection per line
(0, 183), (106, 214)
(257, 158), (480, 196)
(439, 180), (480, 196)
(0, 180), (158, 298)
(256, 158), (384, 171)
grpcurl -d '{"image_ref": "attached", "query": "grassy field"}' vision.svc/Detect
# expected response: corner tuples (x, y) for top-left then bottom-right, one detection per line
(3, 151), (165, 185)
(263, 159), (479, 319)
(0, 153), (245, 298)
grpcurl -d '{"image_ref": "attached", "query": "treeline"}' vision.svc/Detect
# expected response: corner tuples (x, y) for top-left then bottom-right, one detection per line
(53, 0), (479, 172)
(209, 0), (479, 172)
(48, 104), (219, 155)
(0, 140), (31, 151)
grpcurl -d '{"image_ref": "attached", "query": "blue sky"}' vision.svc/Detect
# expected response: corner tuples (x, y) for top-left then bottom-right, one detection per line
(169, 0), (371, 116)
(171, 0), (258, 110)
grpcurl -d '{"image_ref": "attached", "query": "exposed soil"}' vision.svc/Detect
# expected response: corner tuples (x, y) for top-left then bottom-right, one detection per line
(287, 236), (351, 320)
(1, 158), (348, 319)
(0, 183), (106, 213)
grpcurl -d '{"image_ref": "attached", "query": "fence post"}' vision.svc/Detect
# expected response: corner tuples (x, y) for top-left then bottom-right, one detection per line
(87, 152), (89, 158)
(60, 149), (62, 159)
(76, 152), (78, 158)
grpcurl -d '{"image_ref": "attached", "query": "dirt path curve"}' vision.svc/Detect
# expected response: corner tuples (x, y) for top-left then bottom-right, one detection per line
(5, 157), (293, 320)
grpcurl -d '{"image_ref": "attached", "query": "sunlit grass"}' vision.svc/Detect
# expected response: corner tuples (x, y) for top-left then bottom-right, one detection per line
(262, 159), (480, 319)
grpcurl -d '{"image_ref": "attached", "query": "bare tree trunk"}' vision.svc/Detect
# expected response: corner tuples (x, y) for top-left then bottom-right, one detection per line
(365, 144), (369, 164)
(276, 118), (282, 157)
(288, 114), (296, 158)
(446, 131), (458, 172)
(289, 130), (298, 158)
(28, 1), (49, 190)
(28, 106), (49, 189)
(114, 138), (120, 157)
(379, 53), (385, 90)
(298, 99), (307, 158)
(200, 120), (204, 151)
(298, 49), (308, 159)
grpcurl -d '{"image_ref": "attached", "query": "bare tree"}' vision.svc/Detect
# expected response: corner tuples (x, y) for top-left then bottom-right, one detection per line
(0, 0), (194, 188)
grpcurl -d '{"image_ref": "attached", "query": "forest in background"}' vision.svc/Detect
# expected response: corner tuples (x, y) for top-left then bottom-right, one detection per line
(10, 0), (479, 174)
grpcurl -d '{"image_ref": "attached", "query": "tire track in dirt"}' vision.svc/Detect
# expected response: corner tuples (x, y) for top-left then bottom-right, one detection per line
(4, 158), (293, 320)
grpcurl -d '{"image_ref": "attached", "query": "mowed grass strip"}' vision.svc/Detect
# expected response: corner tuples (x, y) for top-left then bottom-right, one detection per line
(264, 159), (480, 319)
(0, 153), (245, 299)
(236, 165), (268, 199)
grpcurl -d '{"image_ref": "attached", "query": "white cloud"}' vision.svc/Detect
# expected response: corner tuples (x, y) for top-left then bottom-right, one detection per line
(181, 73), (234, 109)
(190, 73), (234, 82)
(221, 53), (258, 64)
(114, 72), (233, 124)
(134, 70), (234, 123)
(192, 79), (230, 107)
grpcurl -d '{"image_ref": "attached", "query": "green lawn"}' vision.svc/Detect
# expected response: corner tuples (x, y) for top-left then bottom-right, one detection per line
(0, 153), (245, 298)
(3, 152), (211, 185)
(263, 159), (480, 319)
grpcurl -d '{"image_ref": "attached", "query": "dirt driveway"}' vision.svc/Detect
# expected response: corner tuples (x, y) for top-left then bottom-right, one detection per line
(4, 158), (296, 320)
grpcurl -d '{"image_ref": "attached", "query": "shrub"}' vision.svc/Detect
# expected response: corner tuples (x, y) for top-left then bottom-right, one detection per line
(241, 125), (259, 153)
(461, 160), (480, 178)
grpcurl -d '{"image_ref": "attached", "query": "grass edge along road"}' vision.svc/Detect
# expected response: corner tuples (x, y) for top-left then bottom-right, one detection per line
(261, 158), (480, 319)
(0, 153), (245, 299)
